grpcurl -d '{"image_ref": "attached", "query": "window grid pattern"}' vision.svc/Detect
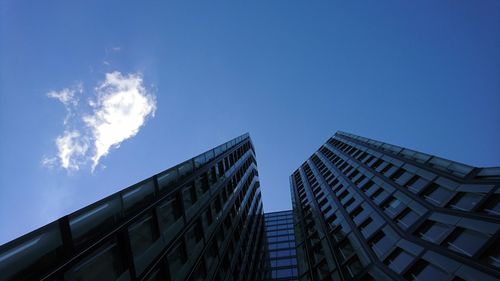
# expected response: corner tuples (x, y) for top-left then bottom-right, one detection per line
(290, 132), (500, 281)
(264, 210), (299, 281)
(0, 134), (267, 281)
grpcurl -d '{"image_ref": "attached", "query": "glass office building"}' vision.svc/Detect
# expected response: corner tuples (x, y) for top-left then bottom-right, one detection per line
(0, 133), (267, 281)
(290, 131), (500, 281)
(263, 210), (299, 280)
(1, 130), (499, 281)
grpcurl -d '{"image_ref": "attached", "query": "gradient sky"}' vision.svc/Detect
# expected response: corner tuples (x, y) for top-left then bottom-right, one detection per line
(1, 1), (499, 244)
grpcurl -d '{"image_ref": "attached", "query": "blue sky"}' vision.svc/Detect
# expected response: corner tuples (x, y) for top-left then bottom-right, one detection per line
(1, 1), (499, 244)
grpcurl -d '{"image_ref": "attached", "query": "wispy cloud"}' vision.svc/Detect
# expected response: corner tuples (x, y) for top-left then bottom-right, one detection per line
(44, 71), (156, 172)
(55, 130), (88, 170)
(47, 84), (82, 125)
(84, 72), (156, 171)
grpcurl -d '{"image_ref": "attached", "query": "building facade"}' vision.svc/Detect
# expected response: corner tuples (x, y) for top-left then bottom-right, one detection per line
(0, 134), (267, 281)
(290, 131), (500, 281)
(263, 210), (299, 281)
(1, 131), (499, 281)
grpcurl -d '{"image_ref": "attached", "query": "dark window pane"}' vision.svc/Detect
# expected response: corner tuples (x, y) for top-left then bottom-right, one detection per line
(369, 231), (394, 257)
(128, 215), (158, 258)
(445, 228), (489, 257)
(382, 197), (405, 218)
(122, 180), (155, 216)
(482, 246), (500, 268)
(422, 183), (453, 206)
(447, 192), (484, 211)
(346, 256), (363, 277)
(182, 183), (197, 209)
(405, 176), (429, 194)
(405, 261), (448, 281)
(339, 241), (355, 260)
(384, 248), (414, 273)
(65, 243), (126, 281)
(168, 241), (187, 276)
(481, 194), (500, 216)
(416, 221), (450, 243)
(156, 193), (182, 233)
(396, 208), (419, 230)
(185, 220), (203, 250)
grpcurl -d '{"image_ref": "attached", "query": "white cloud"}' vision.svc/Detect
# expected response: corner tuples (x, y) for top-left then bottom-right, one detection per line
(44, 71), (156, 172)
(41, 157), (58, 169)
(47, 85), (81, 106)
(55, 130), (88, 170)
(84, 72), (156, 171)
(47, 84), (82, 125)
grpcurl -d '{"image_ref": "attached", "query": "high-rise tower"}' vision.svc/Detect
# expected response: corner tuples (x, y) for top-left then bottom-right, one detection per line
(290, 131), (499, 281)
(0, 134), (266, 281)
(263, 210), (299, 280)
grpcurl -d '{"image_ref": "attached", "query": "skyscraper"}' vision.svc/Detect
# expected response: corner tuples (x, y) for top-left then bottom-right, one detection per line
(0, 133), (266, 281)
(263, 210), (299, 280)
(290, 131), (500, 281)
(1, 131), (499, 281)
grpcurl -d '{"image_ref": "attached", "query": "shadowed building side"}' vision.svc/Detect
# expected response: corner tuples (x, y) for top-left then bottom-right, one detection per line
(290, 131), (500, 281)
(0, 133), (267, 281)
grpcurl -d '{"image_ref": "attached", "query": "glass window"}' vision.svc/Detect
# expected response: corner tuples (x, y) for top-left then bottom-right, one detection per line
(416, 221), (450, 243)
(371, 159), (384, 169)
(272, 258), (297, 267)
(383, 165), (399, 177)
(396, 208), (419, 230)
(128, 214), (158, 258)
(405, 176), (428, 194)
(122, 180), (155, 216)
(445, 228), (489, 257)
(369, 231), (394, 257)
(447, 192), (484, 211)
(371, 189), (389, 205)
(205, 241), (219, 267)
(182, 183), (197, 210)
(217, 161), (225, 177)
(156, 192), (182, 233)
(189, 260), (207, 281)
(69, 196), (121, 246)
(422, 183), (453, 206)
(359, 217), (378, 238)
(376, 162), (391, 173)
(212, 196), (222, 215)
(274, 268), (294, 278)
(198, 173), (210, 193)
(0, 222), (63, 281)
(185, 220), (203, 250)
(382, 197), (405, 218)
(384, 248), (413, 273)
(394, 170), (414, 185)
(405, 261), (448, 281)
(65, 243), (126, 281)
(359, 217), (373, 230)
(481, 194), (500, 216)
(360, 180), (374, 192)
(339, 240), (354, 260)
(178, 160), (194, 179)
(193, 153), (206, 169)
(343, 197), (355, 208)
(482, 246), (500, 268)
(168, 240), (187, 276)
(346, 256), (363, 277)
(350, 206), (364, 220)
(158, 168), (178, 191)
